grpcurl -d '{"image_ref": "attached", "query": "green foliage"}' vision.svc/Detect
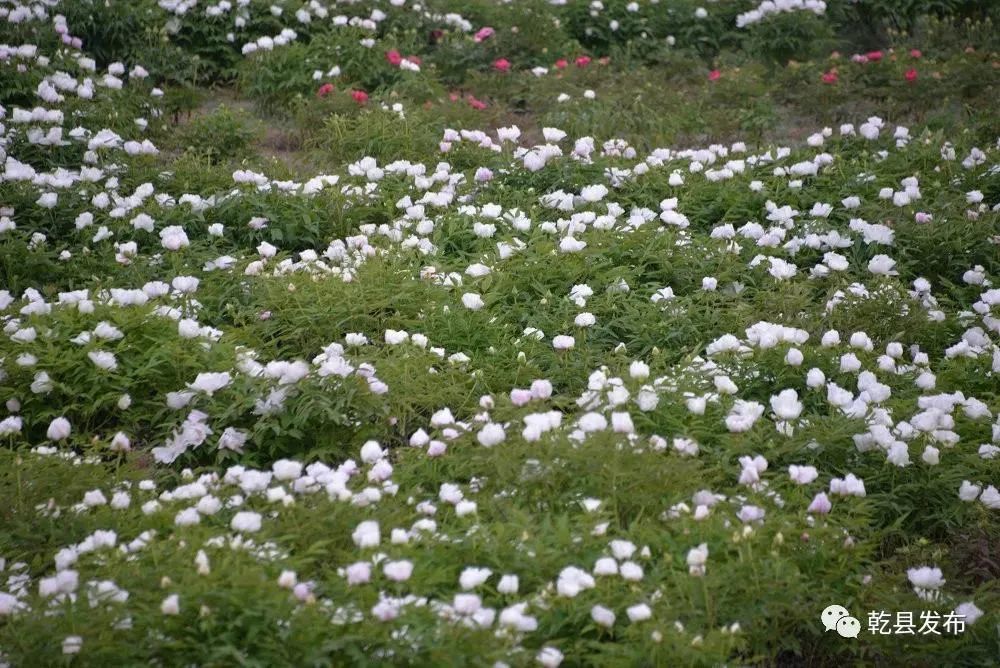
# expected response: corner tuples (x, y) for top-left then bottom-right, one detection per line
(1, 2), (999, 666)
(175, 105), (260, 165)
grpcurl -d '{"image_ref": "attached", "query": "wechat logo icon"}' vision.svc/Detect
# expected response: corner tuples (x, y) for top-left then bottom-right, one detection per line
(822, 604), (861, 639)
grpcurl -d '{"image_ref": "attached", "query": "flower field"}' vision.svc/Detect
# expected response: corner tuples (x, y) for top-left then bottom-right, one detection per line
(1, 0), (999, 665)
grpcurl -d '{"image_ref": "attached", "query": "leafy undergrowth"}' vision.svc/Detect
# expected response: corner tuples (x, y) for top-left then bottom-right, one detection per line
(2, 1), (1000, 666)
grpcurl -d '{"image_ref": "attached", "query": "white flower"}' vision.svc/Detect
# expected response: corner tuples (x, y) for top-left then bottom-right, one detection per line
(459, 567), (492, 590)
(477, 423), (506, 447)
(769, 389), (802, 420)
(257, 241), (277, 258)
(383, 560), (413, 582)
(88, 350), (118, 371)
(360, 440), (384, 463)
(725, 401), (764, 433)
(159, 226), (189, 251)
(189, 372), (231, 395)
(345, 562), (371, 585)
(907, 566), (945, 601)
(580, 184), (608, 202)
(611, 412), (634, 433)
(591, 604), (616, 627)
(171, 277), (200, 294)
(196, 495), (221, 515)
(230, 511), (262, 533)
(62, 636), (83, 654)
(161, 594), (180, 615)
(610, 540), (636, 560)
(272, 459), (303, 481)
(497, 574), (519, 594)
(277, 570), (297, 589)
(626, 603), (652, 622)
(462, 292), (485, 310)
(536, 647), (564, 667)
(954, 601), (984, 625)
(980, 485), (1000, 509)
(788, 465), (818, 485)
(352, 520), (380, 548)
(0, 416), (23, 436)
(868, 254), (898, 276)
(958, 481), (981, 502)
(687, 543), (709, 576)
(218, 428), (248, 454)
(174, 508), (200, 526)
(808, 492), (832, 514)
(620, 561), (643, 581)
(552, 335), (575, 350)
(629, 361), (650, 380)
(578, 412), (607, 432)
(47, 417), (71, 440)
(556, 566), (595, 597)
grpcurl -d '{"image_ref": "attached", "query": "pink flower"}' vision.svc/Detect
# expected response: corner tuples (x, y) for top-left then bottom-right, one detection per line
(866, 50), (883, 62)
(708, 69), (721, 82)
(554, 59), (568, 70)
(914, 211), (933, 224)
(468, 95), (487, 110)
(493, 58), (511, 73)
(807, 492), (832, 514)
(351, 90), (369, 104)
(316, 83), (334, 98)
(575, 55), (591, 68)
(905, 68), (918, 82)
(910, 48), (922, 59)
(386, 49), (403, 66)
(474, 27), (495, 42)
(821, 70), (838, 84)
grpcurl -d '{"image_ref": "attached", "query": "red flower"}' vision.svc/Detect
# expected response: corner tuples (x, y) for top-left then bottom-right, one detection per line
(429, 29), (444, 44)
(386, 49), (403, 66)
(493, 58), (511, 73)
(554, 58), (568, 69)
(351, 89), (369, 104)
(316, 83), (334, 98)
(910, 49), (922, 58)
(575, 55), (591, 67)
(904, 68), (918, 82)
(821, 70), (838, 84)
(708, 69), (721, 81)
(865, 50), (883, 62)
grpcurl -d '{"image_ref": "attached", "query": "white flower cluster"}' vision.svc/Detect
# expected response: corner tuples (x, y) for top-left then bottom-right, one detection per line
(737, 0), (827, 28)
